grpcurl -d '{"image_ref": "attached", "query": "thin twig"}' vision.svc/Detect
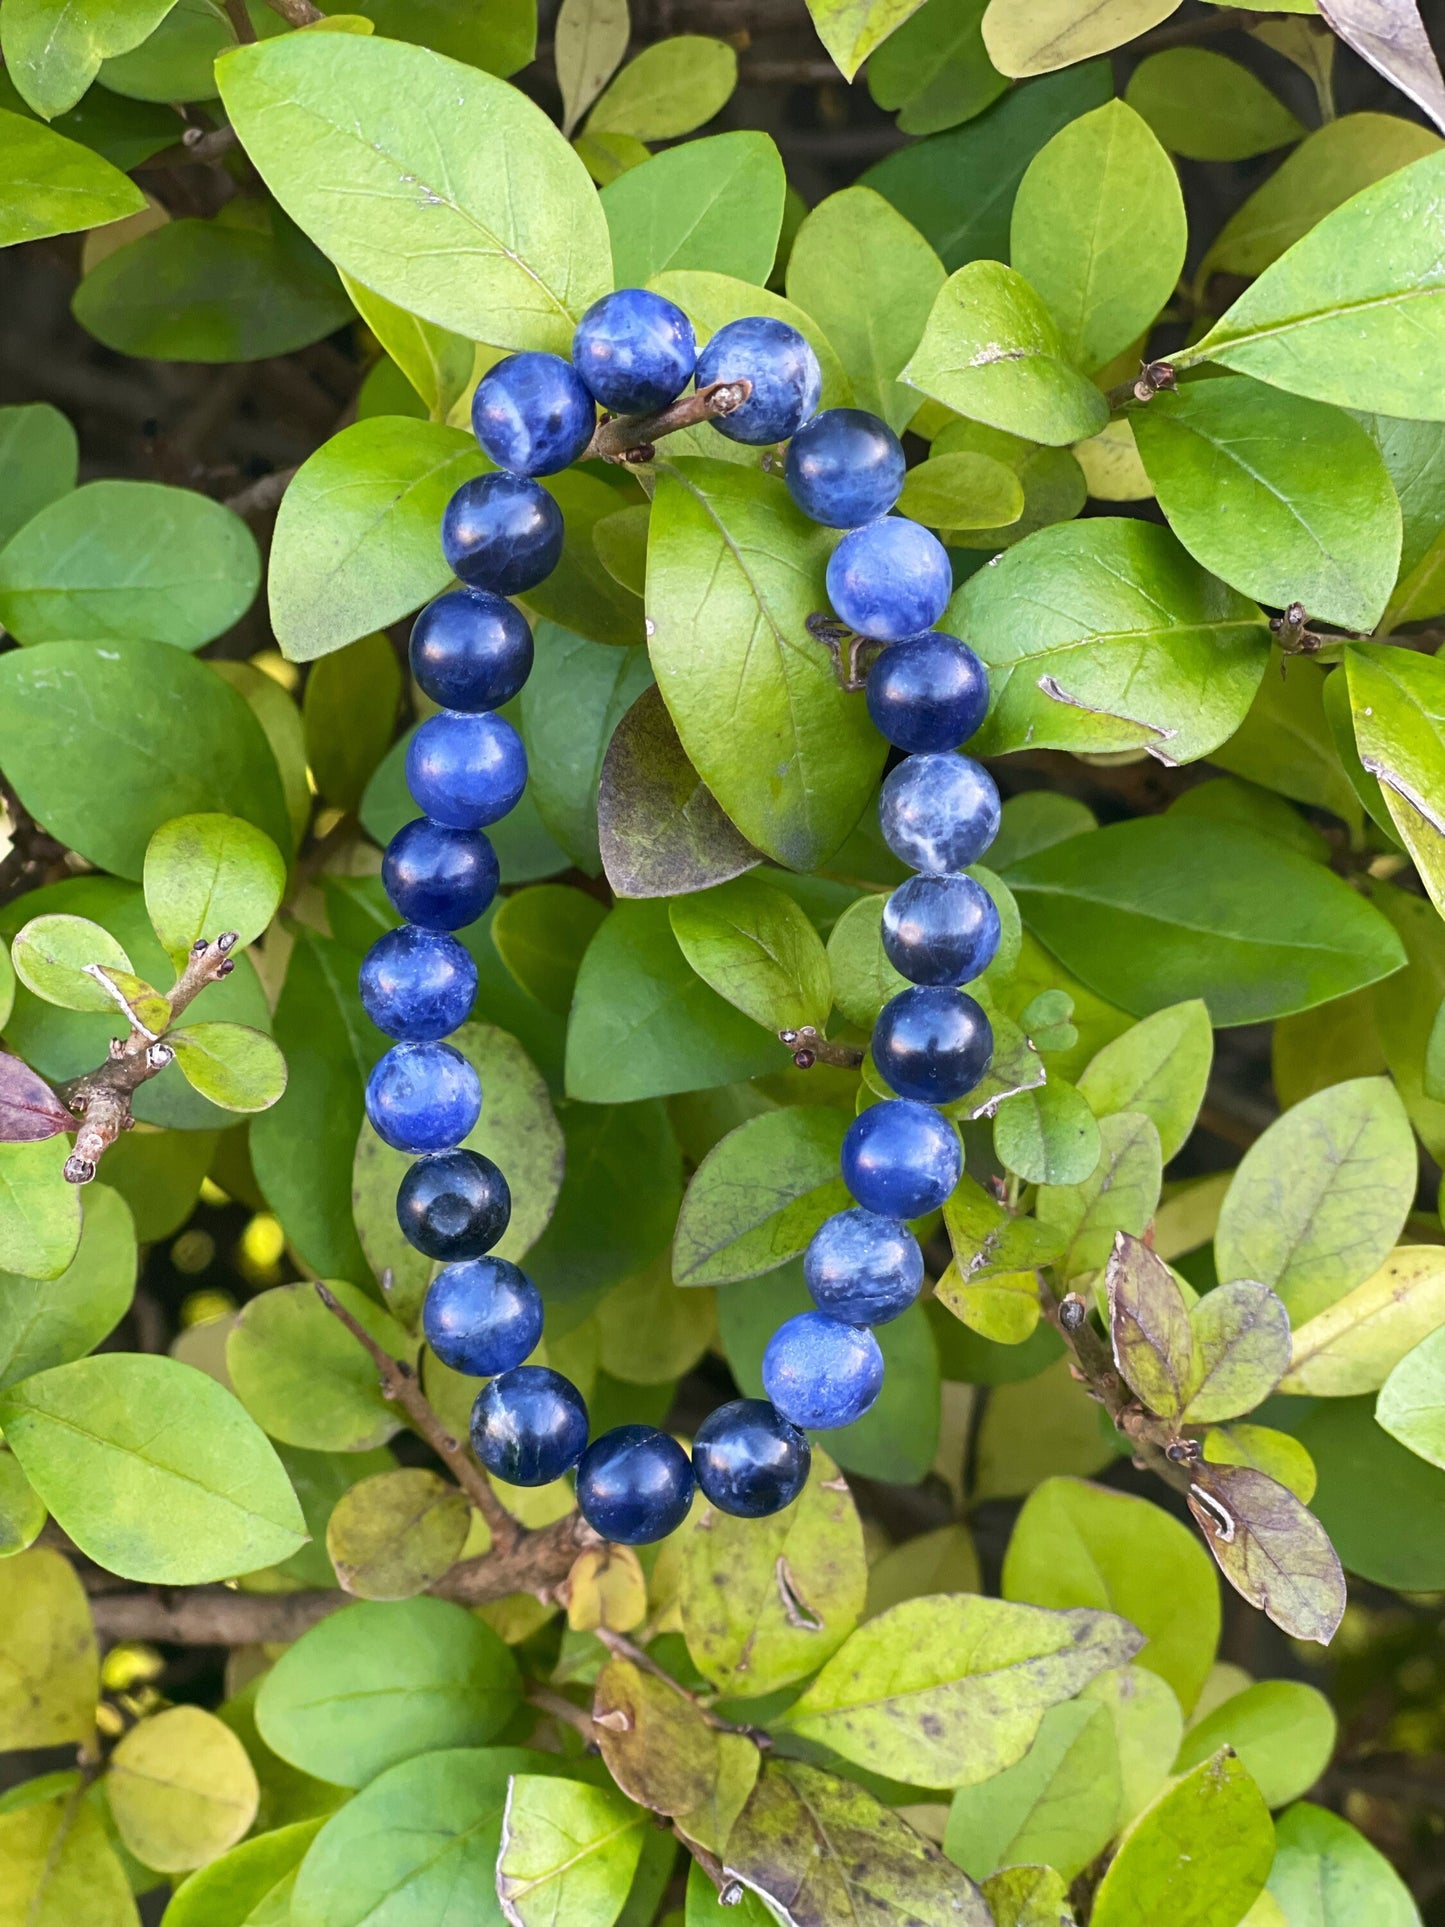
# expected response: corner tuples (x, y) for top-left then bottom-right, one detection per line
(222, 0), (257, 42)
(1038, 1276), (1192, 1495)
(261, 0), (323, 22)
(527, 1684), (600, 1743)
(223, 465), (297, 517)
(595, 1627), (766, 1741)
(583, 379), (753, 465)
(135, 125), (242, 172)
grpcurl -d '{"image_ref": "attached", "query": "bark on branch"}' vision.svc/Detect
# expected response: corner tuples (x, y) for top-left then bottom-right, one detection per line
(583, 379), (753, 465)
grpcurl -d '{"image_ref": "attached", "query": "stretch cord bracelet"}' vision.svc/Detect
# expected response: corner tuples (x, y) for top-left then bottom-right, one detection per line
(357, 286), (998, 1546)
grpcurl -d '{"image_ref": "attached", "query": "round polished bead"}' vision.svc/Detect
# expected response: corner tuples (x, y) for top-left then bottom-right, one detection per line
(866, 633), (989, 752)
(841, 1099), (962, 1219)
(691, 1399), (811, 1518)
(573, 288), (697, 414)
(576, 1425), (695, 1544)
(762, 1311), (884, 1431)
(364, 1041), (481, 1154)
(694, 316), (822, 445)
(382, 819), (499, 931)
(879, 754), (1001, 875)
(882, 873), (1001, 986)
(785, 409), (905, 529)
(406, 711), (527, 831)
(409, 589), (534, 712)
(470, 1366), (589, 1486)
(804, 1208), (923, 1325)
(471, 351), (595, 476)
(397, 1150), (510, 1261)
(442, 474), (563, 597)
(826, 518), (952, 642)
(872, 986), (993, 1106)
(359, 925), (476, 1042)
(423, 1256), (540, 1375)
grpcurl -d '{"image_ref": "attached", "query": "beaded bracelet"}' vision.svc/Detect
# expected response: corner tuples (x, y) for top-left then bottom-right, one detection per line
(357, 284), (1000, 1548)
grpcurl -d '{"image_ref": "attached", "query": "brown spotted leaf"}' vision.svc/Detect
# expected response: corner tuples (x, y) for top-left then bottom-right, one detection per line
(1107, 1231), (1194, 1420)
(592, 1654), (759, 1854)
(0, 1054), (72, 1144)
(1188, 1463), (1346, 1645)
(982, 1865), (1076, 1927)
(1180, 1279), (1291, 1423)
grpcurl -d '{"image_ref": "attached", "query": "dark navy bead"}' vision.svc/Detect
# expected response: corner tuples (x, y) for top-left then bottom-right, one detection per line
(470, 1365), (589, 1486)
(873, 986), (993, 1105)
(691, 1399), (811, 1518)
(827, 517), (952, 642)
(359, 925), (477, 1042)
(364, 1041), (481, 1154)
(804, 1208), (923, 1325)
(424, 1256), (540, 1375)
(471, 352), (595, 477)
(409, 589), (534, 713)
(763, 1311), (884, 1431)
(576, 1425), (695, 1544)
(879, 754), (1001, 874)
(842, 1099), (962, 1219)
(406, 711), (528, 831)
(573, 288), (697, 414)
(442, 474), (564, 597)
(694, 316), (822, 445)
(866, 633), (989, 752)
(785, 409), (905, 529)
(397, 1150), (510, 1262)
(382, 818), (499, 931)
(882, 873), (1001, 986)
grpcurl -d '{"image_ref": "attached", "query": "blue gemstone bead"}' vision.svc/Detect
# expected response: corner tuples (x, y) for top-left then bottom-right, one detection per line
(424, 1256), (541, 1376)
(882, 873), (1001, 986)
(827, 517), (953, 642)
(406, 711), (528, 831)
(470, 1365), (589, 1486)
(442, 474), (564, 597)
(359, 925), (477, 1042)
(694, 316), (822, 445)
(873, 986), (993, 1105)
(364, 1041), (481, 1154)
(691, 1399), (811, 1518)
(866, 632), (989, 752)
(573, 288), (697, 414)
(804, 1208), (923, 1325)
(785, 409), (905, 529)
(397, 1150), (510, 1261)
(842, 1099), (962, 1219)
(763, 1311), (884, 1431)
(409, 589), (534, 713)
(382, 819), (499, 932)
(576, 1425), (696, 1544)
(471, 351), (595, 476)
(879, 753), (1001, 875)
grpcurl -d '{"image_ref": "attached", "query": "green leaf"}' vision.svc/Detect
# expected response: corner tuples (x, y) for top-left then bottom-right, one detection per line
(1368, 413), (1445, 630)
(993, 1077), (1100, 1185)
(0, 1353), (306, 1583)
(1290, 1391), (1445, 1589)
(1003, 1477), (1221, 1714)
(1172, 776), (1329, 865)
(492, 886), (608, 1015)
(672, 1106), (850, 1286)
(343, 0), (536, 77)
(603, 131), (785, 287)
(980, 1865), (1076, 1927)
(586, 35), (737, 138)
(670, 875), (832, 1033)
(498, 1775), (645, 1926)
(1077, 1000), (1212, 1161)
(98, 0), (238, 101)
(0, 1183), (134, 1391)
(1126, 48), (1305, 159)
(227, 1278), (415, 1453)
(897, 451), (1024, 529)
(0, 0), (177, 120)
(981, 0), (1181, 76)
(901, 260), (1108, 445)
(782, 1592), (1141, 1788)
(944, 1698), (1121, 1881)
(1006, 819), (1405, 1025)
(1214, 1076), (1416, 1322)
(1209, 658), (1363, 836)
(257, 1598), (520, 1790)
(1187, 1462), (1347, 1643)
(0, 1548), (97, 1749)
(302, 630), (402, 815)
(1268, 1801), (1422, 1926)
(1192, 149), (1445, 419)
(0, 1448), (47, 1554)
(324, 1468), (469, 1601)
(867, 0), (1007, 138)
(161, 1818), (325, 1927)
(596, 1249), (715, 1384)
(143, 814), (286, 972)
(557, 0), (629, 137)
(0, 402), (76, 547)
(804, 0), (932, 79)
(1175, 1680), (1336, 1809)
(0, 1786), (138, 1927)
(1083, 1662), (1184, 1830)
(268, 417), (485, 663)
(953, 519), (1269, 763)
(1370, 881), (1445, 1164)
(170, 1024), (287, 1115)
(521, 623), (652, 874)
(340, 271), (474, 422)
(1347, 644), (1445, 920)
(0, 1140), (83, 1281)
(1376, 1323), (1445, 1468)
(214, 657), (311, 851)
(1279, 1246), (1445, 1395)
(1090, 1750), (1274, 1927)
(0, 105), (145, 246)
(1035, 1109), (1162, 1281)
(864, 1522), (982, 1615)
(108, 1704), (258, 1873)
(11, 914), (132, 1013)
(1203, 1422), (1318, 1502)
(523, 471), (647, 649)
(218, 32), (610, 352)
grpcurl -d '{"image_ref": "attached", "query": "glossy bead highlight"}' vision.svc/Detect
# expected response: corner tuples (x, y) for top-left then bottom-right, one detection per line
(804, 1208), (923, 1325)
(406, 711), (527, 831)
(841, 1099), (962, 1219)
(573, 288), (697, 414)
(364, 1041), (481, 1155)
(442, 473), (563, 597)
(694, 316), (822, 445)
(882, 873), (1001, 986)
(359, 925), (477, 1042)
(879, 754), (1001, 874)
(409, 589), (533, 712)
(826, 517), (952, 641)
(470, 1365), (589, 1487)
(763, 1311), (884, 1430)
(382, 819), (499, 931)
(866, 633), (989, 752)
(423, 1256), (541, 1376)
(872, 985), (993, 1105)
(576, 1425), (695, 1544)
(691, 1399), (811, 1518)
(397, 1149), (510, 1261)
(471, 351), (595, 476)
(785, 409), (905, 529)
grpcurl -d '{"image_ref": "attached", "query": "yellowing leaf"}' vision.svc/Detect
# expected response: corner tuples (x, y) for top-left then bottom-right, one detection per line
(982, 0), (1183, 77)
(108, 1705), (259, 1872)
(1279, 1245), (1445, 1395)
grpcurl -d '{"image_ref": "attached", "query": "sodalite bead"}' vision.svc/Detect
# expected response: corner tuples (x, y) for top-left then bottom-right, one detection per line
(866, 633), (990, 752)
(695, 316), (822, 445)
(841, 1099), (962, 1219)
(691, 1399), (811, 1517)
(443, 474), (563, 597)
(763, 1311), (884, 1430)
(882, 872), (1000, 986)
(879, 753), (1001, 875)
(409, 589), (534, 713)
(573, 288), (697, 414)
(471, 352), (595, 476)
(406, 711), (528, 831)
(826, 517), (952, 641)
(364, 1040), (481, 1155)
(470, 1365), (589, 1486)
(804, 1208), (923, 1325)
(785, 409), (905, 529)
(382, 819), (499, 932)
(396, 1150), (510, 1261)
(424, 1256), (541, 1376)
(872, 985), (993, 1105)
(359, 926), (477, 1042)
(576, 1425), (696, 1544)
